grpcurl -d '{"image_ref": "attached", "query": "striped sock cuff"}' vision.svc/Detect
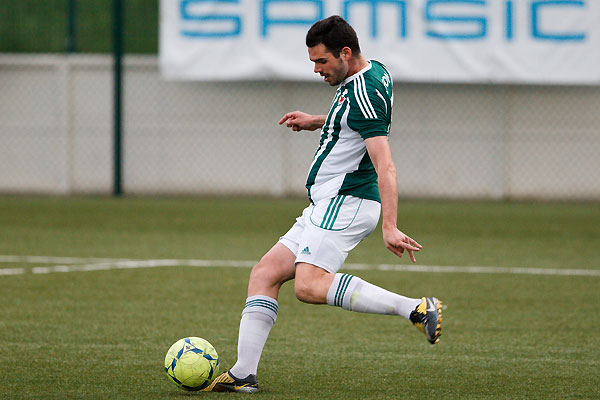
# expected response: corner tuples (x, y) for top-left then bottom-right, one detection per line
(326, 273), (361, 310)
(242, 295), (278, 323)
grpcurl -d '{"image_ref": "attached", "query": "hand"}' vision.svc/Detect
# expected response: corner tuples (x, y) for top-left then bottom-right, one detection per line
(278, 111), (322, 132)
(383, 227), (422, 263)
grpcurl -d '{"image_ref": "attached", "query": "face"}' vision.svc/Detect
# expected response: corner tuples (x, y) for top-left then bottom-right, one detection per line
(308, 43), (349, 86)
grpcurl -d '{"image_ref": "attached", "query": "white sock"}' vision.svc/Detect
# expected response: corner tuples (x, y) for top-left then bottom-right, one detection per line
(229, 295), (278, 378)
(326, 273), (421, 320)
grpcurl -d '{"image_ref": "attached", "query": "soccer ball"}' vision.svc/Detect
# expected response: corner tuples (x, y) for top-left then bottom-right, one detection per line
(164, 337), (220, 391)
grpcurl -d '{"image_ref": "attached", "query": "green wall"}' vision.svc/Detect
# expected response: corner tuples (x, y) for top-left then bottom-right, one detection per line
(1, 0), (158, 53)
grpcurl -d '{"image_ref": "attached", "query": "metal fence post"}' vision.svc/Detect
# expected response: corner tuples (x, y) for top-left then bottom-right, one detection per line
(113, 0), (123, 196)
(66, 0), (76, 53)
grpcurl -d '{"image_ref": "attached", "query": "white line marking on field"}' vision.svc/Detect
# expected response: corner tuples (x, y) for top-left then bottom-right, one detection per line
(343, 263), (600, 277)
(0, 255), (122, 264)
(0, 268), (25, 276)
(1, 255), (599, 277)
(31, 259), (255, 274)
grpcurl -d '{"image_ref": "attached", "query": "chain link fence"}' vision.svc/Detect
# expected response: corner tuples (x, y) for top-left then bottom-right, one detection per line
(1, 2), (599, 200)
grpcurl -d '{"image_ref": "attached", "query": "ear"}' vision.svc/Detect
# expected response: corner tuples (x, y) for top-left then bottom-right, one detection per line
(340, 47), (352, 60)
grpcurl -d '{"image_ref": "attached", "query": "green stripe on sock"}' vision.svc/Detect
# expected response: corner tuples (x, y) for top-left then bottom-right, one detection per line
(335, 274), (353, 307)
(245, 303), (278, 315)
(334, 274), (349, 306)
(245, 299), (278, 314)
(245, 300), (278, 312)
(337, 274), (354, 306)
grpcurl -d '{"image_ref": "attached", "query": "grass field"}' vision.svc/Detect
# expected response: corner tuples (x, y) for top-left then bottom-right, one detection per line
(1, 196), (599, 399)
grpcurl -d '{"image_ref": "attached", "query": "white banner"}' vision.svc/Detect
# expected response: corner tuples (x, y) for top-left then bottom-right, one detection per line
(160, 0), (600, 84)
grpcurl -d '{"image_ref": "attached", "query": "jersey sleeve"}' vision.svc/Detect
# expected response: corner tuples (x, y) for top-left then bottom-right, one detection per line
(347, 83), (390, 139)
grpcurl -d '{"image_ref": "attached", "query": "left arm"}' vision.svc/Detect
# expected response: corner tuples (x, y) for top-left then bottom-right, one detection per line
(365, 136), (422, 262)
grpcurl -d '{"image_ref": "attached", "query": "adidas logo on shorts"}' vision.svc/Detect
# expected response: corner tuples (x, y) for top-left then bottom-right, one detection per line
(300, 246), (311, 255)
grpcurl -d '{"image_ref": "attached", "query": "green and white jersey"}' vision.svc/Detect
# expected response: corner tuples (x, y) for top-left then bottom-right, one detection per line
(306, 60), (393, 204)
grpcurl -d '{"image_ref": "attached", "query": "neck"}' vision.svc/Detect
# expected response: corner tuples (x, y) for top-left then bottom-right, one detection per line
(346, 55), (368, 78)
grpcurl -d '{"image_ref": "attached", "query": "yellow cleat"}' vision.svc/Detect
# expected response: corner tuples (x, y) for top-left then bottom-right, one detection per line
(409, 297), (443, 344)
(202, 371), (259, 393)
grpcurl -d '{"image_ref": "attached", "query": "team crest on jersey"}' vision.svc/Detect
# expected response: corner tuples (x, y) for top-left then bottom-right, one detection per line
(338, 89), (348, 104)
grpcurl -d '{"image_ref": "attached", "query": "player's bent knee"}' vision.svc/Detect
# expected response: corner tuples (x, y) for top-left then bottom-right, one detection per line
(294, 277), (329, 304)
(249, 258), (293, 288)
(293, 263), (334, 304)
(249, 263), (277, 286)
(294, 280), (315, 303)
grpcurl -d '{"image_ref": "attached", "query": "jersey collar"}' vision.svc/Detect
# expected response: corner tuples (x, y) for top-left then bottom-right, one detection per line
(340, 60), (372, 87)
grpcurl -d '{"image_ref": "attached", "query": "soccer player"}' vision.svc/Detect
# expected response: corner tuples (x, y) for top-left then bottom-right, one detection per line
(204, 15), (442, 393)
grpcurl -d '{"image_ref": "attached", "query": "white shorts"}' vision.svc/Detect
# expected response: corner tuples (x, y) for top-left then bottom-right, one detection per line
(278, 195), (381, 274)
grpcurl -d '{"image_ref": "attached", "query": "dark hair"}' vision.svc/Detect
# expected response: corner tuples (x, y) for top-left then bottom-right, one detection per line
(306, 15), (361, 58)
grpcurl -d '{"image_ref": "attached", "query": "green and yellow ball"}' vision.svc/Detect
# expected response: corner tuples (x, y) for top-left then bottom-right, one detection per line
(164, 337), (219, 391)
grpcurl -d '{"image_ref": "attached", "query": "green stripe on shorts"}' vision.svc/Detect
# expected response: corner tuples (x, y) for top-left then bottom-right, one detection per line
(323, 196), (343, 229)
(321, 197), (337, 228)
(326, 195), (346, 229)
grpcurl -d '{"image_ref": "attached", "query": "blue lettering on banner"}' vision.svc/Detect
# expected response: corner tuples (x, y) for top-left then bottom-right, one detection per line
(425, 0), (487, 40)
(505, 0), (513, 40)
(343, 0), (407, 38)
(180, 0), (242, 38)
(531, 0), (586, 41)
(261, 0), (324, 37)
(177, 0), (588, 42)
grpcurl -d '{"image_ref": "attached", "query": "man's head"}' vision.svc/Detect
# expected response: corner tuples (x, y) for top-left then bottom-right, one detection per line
(306, 16), (362, 86)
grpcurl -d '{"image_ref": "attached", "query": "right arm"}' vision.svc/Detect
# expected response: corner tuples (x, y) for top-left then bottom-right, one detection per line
(365, 136), (422, 262)
(278, 111), (325, 132)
